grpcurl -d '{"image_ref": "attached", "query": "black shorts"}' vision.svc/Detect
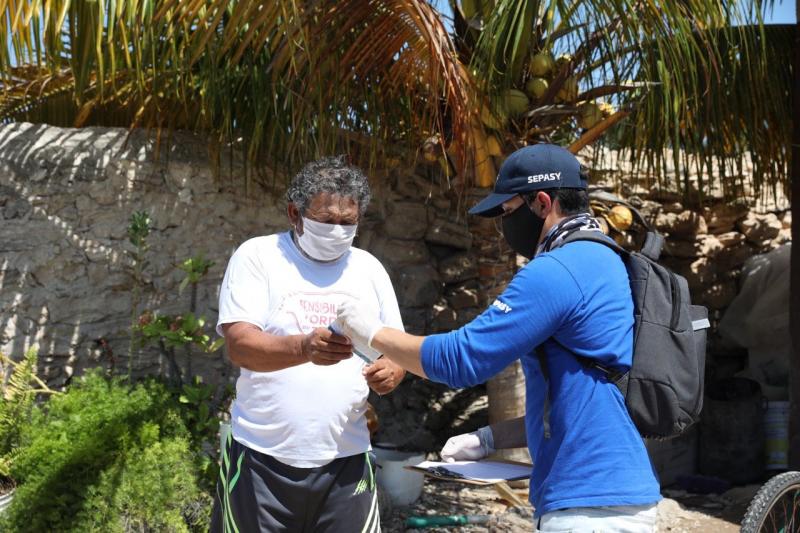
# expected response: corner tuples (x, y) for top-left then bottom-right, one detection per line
(211, 435), (380, 533)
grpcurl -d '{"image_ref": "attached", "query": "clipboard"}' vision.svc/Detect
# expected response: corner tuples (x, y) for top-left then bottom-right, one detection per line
(405, 459), (532, 486)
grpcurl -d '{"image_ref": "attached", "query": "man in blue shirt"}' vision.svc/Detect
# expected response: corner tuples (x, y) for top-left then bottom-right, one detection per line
(335, 144), (661, 531)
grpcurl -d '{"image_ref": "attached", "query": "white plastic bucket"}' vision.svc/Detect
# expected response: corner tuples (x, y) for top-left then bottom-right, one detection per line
(765, 401), (789, 470)
(372, 446), (426, 507)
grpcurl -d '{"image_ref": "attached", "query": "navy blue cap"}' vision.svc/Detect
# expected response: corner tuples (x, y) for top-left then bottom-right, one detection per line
(469, 144), (587, 217)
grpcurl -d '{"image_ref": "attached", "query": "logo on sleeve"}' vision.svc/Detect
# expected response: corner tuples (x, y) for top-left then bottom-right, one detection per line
(492, 299), (513, 314)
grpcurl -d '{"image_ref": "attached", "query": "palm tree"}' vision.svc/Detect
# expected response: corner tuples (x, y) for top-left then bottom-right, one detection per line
(1, 0), (788, 186)
(1, 0), (791, 456)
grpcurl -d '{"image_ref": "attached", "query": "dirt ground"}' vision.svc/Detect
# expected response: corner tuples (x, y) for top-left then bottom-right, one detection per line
(380, 479), (760, 532)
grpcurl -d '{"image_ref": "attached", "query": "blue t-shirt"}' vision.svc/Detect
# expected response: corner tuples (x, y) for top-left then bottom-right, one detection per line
(421, 240), (661, 516)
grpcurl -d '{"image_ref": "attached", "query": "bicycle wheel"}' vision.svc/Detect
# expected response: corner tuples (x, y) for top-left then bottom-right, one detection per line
(741, 471), (800, 533)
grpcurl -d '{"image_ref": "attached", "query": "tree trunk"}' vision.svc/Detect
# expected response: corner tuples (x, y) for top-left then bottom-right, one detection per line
(469, 189), (531, 462)
(789, 0), (800, 470)
(486, 360), (530, 462)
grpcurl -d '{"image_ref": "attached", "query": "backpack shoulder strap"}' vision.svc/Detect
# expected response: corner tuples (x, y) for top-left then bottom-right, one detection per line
(562, 230), (665, 262)
(560, 230), (627, 255)
(640, 231), (664, 261)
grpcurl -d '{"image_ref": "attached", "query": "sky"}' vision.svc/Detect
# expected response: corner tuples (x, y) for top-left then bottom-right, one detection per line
(766, 0), (797, 23)
(432, 0), (797, 25)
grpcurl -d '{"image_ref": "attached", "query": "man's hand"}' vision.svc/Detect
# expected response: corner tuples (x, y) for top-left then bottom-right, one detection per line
(301, 327), (353, 366)
(440, 426), (495, 462)
(363, 358), (406, 395)
(333, 299), (385, 357)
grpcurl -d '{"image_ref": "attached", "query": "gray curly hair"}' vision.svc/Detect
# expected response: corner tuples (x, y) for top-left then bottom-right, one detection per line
(286, 156), (371, 215)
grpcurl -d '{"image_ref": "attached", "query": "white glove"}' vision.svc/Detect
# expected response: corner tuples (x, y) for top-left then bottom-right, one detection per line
(333, 298), (385, 362)
(440, 426), (495, 462)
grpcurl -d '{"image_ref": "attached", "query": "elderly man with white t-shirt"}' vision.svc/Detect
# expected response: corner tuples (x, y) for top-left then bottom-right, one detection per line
(211, 156), (405, 533)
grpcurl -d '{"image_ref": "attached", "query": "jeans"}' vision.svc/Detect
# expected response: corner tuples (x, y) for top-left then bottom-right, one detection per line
(535, 503), (658, 532)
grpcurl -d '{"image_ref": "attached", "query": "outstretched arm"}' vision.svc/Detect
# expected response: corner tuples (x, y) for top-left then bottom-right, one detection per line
(439, 416), (527, 462)
(369, 328), (427, 378)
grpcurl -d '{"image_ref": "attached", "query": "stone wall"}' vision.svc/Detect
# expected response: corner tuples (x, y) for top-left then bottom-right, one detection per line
(0, 123), (492, 390)
(0, 122), (791, 447)
(0, 123), (290, 387)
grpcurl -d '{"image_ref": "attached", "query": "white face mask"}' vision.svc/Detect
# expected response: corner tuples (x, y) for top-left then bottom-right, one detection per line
(295, 216), (357, 261)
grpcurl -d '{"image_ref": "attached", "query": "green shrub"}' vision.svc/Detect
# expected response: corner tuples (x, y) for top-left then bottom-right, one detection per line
(0, 347), (57, 480)
(1, 371), (210, 532)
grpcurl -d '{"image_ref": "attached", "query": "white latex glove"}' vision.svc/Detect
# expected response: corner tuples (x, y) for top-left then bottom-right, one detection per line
(332, 298), (384, 362)
(440, 426), (495, 463)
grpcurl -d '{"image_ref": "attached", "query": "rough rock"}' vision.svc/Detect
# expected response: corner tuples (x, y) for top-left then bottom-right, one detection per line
(370, 238), (431, 267)
(457, 307), (482, 324)
(655, 211), (707, 238)
(663, 257), (716, 289)
(393, 173), (440, 201)
(392, 264), (442, 308)
(399, 307), (428, 335)
(736, 212), (782, 244)
(662, 201), (684, 214)
(430, 300), (458, 332)
(771, 228), (792, 248)
(664, 234), (725, 260)
(716, 231), (746, 248)
(693, 281), (738, 311)
(704, 202), (750, 234)
(382, 201), (430, 240)
(438, 253), (478, 284)
(445, 285), (480, 309)
(663, 239), (699, 259)
(634, 199), (663, 222)
(425, 217), (473, 250)
(715, 241), (754, 271)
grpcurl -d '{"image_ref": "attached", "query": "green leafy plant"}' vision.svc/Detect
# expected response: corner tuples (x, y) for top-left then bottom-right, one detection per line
(178, 255), (214, 297)
(124, 211), (224, 387)
(127, 210), (152, 376)
(0, 347), (57, 480)
(0, 371), (211, 532)
(125, 215), (231, 476)
(138, 312), (223, 355)
(178, 376), (233, 485)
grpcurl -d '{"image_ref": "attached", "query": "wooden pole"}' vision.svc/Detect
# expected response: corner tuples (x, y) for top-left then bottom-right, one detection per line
(789, 0), (800, 471)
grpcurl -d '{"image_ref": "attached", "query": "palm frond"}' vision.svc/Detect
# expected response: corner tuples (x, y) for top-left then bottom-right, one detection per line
(463, 0), (788, 199)
(2, 0), (481, 177)
(0, 348), (39, 457)
(616, 23), (792, 201)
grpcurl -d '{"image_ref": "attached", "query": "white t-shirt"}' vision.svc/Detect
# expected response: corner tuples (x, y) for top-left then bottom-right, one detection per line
(217, 231), (403, 467)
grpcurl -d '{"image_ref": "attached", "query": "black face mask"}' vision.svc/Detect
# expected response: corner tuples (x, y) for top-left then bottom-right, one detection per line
(501, 201), (545, 259)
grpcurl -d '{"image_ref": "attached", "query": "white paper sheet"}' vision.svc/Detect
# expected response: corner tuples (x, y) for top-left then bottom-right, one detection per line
(414, 460), (532, 483)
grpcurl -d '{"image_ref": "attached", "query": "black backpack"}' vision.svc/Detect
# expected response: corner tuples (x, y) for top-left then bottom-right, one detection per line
(542, 231), (709, 440)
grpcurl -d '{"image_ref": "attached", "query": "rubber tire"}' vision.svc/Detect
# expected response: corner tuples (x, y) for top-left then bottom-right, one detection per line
(741, 471), (800, 533)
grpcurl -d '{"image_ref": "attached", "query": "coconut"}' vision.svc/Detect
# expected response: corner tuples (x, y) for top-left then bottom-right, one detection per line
(578, 102), (604, 129)
(530, 53), (555, 77)
(607, 205), (634, 231)
(555, 53), (573, 70)
(525, 77), (549, 100)
(556, 76), (579, 102)
(598, 101), (615, 117)
(502, 89), (529, 116)
(480, 103), (507, 129)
